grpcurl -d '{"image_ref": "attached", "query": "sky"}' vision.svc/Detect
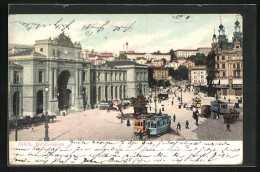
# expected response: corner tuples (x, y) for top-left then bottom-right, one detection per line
(9, 14), (242, 55)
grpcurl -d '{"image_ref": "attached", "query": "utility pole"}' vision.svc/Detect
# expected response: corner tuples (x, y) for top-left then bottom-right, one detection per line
(15, 91), (18, 141)
(154, 86), (157, 113)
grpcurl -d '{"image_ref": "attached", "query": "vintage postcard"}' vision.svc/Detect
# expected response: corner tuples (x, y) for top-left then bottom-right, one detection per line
(8, 12), (244, 165)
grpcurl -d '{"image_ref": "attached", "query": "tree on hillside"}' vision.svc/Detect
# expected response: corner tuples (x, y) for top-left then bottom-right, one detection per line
(168, 67), (175, 77)
(187, 53), (207, 66)
(118, 53), (127, 60)
(162, 58), (166, 66)
(170, 49), (177, 61)
(178, 65), (189, 80)
(148, 67), (156, 87)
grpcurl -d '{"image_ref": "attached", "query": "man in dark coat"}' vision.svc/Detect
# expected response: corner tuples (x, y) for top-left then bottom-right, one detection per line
(185, 120), (190, 129)
(139, 130), (143, 140)
(226, 123), (231, 132)
(177, 122), (181, 134)
(173, 114), (176, 122)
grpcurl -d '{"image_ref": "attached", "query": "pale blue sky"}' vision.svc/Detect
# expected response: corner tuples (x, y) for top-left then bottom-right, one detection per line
(9, 14), (242, 54)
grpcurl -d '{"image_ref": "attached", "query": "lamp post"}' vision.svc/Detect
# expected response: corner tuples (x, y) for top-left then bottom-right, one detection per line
(180, 89), (183, 105)
(44, 86), (49, 141)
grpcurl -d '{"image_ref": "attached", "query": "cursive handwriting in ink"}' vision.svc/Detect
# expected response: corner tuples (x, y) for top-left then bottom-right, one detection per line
(82, 20), (110, 36)
(10, 21), (47, 31)
(10, 141), (242, 165)
(54, 18), (75, 31)
(113, 21), (136, 32)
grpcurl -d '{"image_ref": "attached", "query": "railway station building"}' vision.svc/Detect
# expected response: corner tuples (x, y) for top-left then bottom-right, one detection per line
(8, 32), (148, 119)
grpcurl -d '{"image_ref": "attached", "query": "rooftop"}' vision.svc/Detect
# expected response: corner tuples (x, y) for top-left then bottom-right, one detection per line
(9, 48), (46, 57)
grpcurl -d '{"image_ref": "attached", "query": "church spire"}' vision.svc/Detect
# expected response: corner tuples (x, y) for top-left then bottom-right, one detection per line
(218, 15), (225, 36)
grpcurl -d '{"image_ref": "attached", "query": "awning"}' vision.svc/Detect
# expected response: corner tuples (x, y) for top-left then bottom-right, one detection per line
(233, 79), (243, 84)
(212, 79), (228, 85)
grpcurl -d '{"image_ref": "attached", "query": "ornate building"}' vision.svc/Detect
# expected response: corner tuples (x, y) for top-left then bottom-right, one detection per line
(211, 19), (243, 99)
(8, 33), (148, 119)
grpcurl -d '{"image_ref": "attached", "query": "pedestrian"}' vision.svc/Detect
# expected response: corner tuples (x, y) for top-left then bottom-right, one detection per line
(226, 123), (231, 132)
(139, 130), (143, 140)
(185, 120), (189, 129)
(173, 114), (176, 122)
(31, 124), (35, 132)
(217, 112), (220, 120)
(228, 99), (230, 103)
(84, 103), (86, 110)
(171, 101), (174, 105)
(147, 128), (150, 138)
(149, 106), (152, 111)
(107, 107), (110, 113)
(196, 116), (198, 125)
(177, 122), (181, 134)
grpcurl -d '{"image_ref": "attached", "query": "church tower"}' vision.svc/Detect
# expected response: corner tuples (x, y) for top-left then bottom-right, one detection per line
(211, 29), (217, 50)
(217, 16), (228, 50)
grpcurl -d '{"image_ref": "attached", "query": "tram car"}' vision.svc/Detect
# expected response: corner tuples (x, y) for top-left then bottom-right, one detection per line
(147, 115), (171, 136)
(192, 97), (201, 108)
(133, 114), (171, 137)
(133, 114), (154, 135)
(210, 100), (228, 114)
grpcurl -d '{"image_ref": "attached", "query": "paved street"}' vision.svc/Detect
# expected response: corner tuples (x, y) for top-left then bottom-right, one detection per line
(9, 86), (243, 141)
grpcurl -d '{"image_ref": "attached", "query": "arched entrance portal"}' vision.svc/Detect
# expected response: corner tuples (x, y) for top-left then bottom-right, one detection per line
(105, 86), (108, 101)
(58, 70), (71, 110)
(66, 89), (72, 109)
(13, 91), (19, 117)
(98, 86), (101, 101)
(36, 90), (43, 114)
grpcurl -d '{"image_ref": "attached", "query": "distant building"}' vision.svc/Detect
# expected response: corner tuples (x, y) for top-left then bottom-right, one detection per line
(146, 52), (171, 61)
(197, 47), (212, 56)
(211, 19), (243, 99)
(136, 57), (147, 65)
(165, 60), (180, 70)
(152, 67), (169, 81)
(183, 60), (195, 69)
(175, 49), (197, 58)
(189, 66), (208, 87)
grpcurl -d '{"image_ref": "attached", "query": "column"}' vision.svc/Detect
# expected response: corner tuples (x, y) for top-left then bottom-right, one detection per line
(79, 70), (82, 98)
(76, 70), (79, 97)
(50, 68), (53, 100)
(54, 69), (57, 100)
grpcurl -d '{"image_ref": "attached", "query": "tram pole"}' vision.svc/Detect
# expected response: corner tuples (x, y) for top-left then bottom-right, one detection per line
(154, 86), (157, 114)
(15, 91), (18, 141)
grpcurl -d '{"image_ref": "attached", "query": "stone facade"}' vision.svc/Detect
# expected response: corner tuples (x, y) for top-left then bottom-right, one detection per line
(8, 33), (149, 119)
(212, 20), (243, 99)
(152, 67), (169, 81)
(189, 66), (208, 87)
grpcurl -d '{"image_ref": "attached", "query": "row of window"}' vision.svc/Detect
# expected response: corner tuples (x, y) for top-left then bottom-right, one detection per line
(194, 75), (204, 79)
(217, 55), (242, 61)
(194, 80), (205, 83)
(97, 72), (127, 82)
(136, 72), (147, 81)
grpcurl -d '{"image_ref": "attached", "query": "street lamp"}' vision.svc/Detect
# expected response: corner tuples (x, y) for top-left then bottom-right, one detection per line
(44, 86), (49, 141)
(180, 89), (183, 105)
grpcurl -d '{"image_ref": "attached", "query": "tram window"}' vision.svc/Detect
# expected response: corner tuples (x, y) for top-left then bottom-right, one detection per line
(151, 123), (156, 128)
(135, 121), (141, 126)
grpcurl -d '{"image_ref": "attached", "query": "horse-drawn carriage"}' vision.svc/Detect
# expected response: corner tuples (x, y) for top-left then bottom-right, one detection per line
(223, 109), (240, 123)
(9, 114), (56, 130)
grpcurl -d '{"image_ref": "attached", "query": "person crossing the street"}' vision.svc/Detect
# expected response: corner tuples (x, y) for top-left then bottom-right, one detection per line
(177, 122), (181, 134)
(139, 130), (143, 140)
(185, 120), (190, 129)
(226, 123), (231, 132)
(173, 114), (176, 122)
